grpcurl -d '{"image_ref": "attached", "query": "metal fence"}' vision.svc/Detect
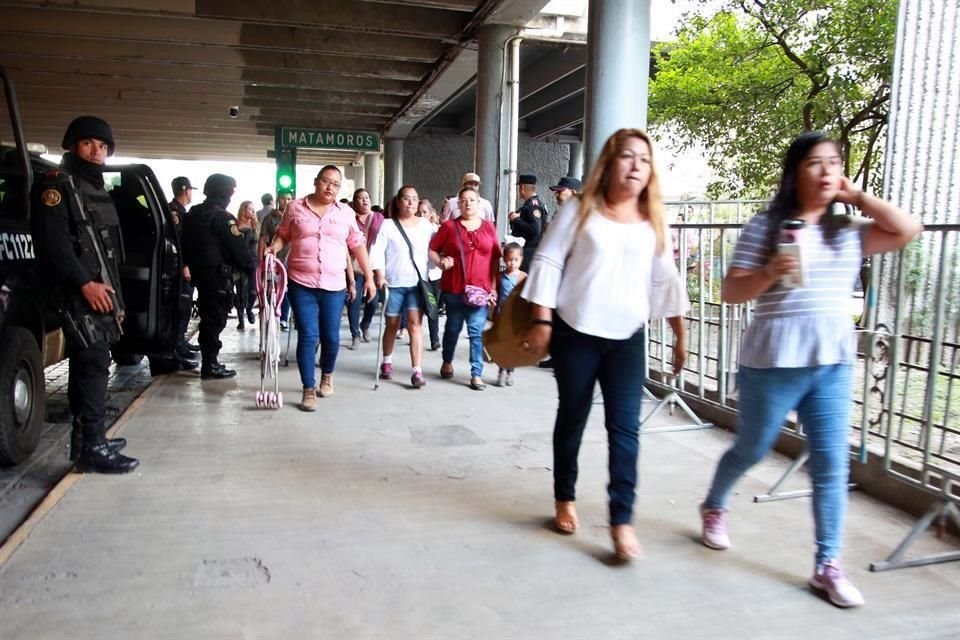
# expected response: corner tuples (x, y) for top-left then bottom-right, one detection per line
(650, 203), (960, 570)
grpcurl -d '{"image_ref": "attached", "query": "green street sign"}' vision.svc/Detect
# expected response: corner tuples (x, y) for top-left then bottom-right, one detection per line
(278, 127), (381, 152)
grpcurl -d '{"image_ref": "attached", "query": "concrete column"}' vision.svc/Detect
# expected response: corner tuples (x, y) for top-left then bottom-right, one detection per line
(352, 163), (364, 193)
(384, 138), (404, 201)
(568, 142), (584, 180)
(475, 24), (515, 219)
(363, 152), (382, 206)
(583, 0), (651, 170)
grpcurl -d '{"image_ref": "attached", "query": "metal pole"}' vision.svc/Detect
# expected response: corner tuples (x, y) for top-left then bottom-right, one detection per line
(363, 152), (382, 207)
(384, 138), (404, 201)
(583, 0), (651, 168)
(503, 36), (523, 240)
(476, 24), (515, 222)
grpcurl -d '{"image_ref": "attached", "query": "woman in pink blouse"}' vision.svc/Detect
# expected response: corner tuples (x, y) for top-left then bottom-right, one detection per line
(266, 166), (376, 411)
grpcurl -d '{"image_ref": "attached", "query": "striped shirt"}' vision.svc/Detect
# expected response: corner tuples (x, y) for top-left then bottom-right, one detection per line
(732, 213), (866, 368)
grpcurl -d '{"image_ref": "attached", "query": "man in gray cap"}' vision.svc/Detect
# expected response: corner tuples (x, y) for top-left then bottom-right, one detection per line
(32, 115), (140, 473)
(509, 174), (548, 271)
(181, 174), (255, 379)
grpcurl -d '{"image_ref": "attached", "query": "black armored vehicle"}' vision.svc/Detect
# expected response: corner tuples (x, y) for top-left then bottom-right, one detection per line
(0, 68), (183, 466)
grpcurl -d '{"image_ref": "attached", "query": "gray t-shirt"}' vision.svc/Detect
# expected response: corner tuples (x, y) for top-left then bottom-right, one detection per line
(732, 213), (866, 368)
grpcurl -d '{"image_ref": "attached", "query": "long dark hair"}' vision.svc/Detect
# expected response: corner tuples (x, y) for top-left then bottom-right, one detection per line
(763, 131), (849, 256)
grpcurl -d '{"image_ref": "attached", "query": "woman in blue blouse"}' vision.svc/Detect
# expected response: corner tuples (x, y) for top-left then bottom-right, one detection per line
(699, 132), (922, 608)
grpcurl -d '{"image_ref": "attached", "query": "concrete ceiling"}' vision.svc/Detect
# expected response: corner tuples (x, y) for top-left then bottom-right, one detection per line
(0, 0), (526, 162)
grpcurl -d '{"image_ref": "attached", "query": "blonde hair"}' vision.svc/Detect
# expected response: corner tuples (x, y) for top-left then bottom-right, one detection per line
(577, 128), (666, 254)
(237, 200), (257, 231)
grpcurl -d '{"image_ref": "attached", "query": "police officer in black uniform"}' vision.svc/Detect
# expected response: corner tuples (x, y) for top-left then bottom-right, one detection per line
(169, 176), (200, 365)
(32, 116), (139, 473)
(181, 174), (255, 379)
(509, 174), (548, 272)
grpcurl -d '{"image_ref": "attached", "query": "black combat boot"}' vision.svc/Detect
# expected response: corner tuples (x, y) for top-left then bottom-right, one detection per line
(76, 441), (139, 474)
(201, 361), (237, 379)
(70, 421), (125, 459)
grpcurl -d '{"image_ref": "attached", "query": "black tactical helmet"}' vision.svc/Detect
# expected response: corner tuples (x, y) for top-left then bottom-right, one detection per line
(61, 116), (115, 156)
(203, 173), (237, 199)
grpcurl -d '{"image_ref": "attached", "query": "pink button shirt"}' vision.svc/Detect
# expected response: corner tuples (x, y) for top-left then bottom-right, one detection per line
(276, 197), (364, 291)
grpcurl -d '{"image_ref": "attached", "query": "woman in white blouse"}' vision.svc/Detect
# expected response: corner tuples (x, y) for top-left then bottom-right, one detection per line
(371, 186), (435, 388)
(522, 128), (689, 561)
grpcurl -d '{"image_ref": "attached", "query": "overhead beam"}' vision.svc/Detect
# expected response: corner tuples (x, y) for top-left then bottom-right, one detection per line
(358, 0), (478, 10)
(518, 68), (585, 120)
(457, 45), (587, 134)
(520, 46), (588, 99)
(525, 96), (584, 138)
(0, 36), (432, 82)
(12, 87), (399, 118)
(0, 6), (446, 63)
(195, 0), (468, 39)
(1, 59), (421, 94)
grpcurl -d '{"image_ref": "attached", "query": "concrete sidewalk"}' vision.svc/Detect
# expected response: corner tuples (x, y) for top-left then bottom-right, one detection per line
(1, 322), (958, 639)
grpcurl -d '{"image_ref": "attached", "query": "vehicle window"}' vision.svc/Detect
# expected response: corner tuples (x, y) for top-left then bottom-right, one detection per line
(0, 84), (29, 222)
(0, 162), (27, 222)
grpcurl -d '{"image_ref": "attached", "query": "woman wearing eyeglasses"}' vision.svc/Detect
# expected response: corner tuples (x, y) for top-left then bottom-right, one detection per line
(266, 166), (377, 410)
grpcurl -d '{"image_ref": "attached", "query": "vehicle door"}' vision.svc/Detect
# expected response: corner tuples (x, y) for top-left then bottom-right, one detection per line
(103, 164), (182, 356)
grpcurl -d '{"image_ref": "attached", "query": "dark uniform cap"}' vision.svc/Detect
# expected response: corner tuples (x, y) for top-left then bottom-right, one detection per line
(172, 177), (196, 194)
(518, 174), (538, 186)
(61, 116), (115, 156)
(203, 173), (237, 198)
(549, 176), (582, 192)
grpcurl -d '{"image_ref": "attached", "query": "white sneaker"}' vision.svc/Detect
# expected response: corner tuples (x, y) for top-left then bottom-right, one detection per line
(810, 560), (865, 608)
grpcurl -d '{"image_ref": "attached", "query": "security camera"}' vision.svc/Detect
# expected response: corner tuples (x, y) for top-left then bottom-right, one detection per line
(228, 106), (240, 119)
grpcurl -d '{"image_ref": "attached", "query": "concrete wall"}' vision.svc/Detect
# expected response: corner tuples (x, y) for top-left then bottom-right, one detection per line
(401, 133), (570, 213)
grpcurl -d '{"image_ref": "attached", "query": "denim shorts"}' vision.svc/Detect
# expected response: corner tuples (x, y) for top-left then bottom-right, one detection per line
(385, 285), (423, 317)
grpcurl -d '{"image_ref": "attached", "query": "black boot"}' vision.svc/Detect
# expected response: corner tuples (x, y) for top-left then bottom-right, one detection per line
(76, 442), (139, 474)
(69, 421), (83, 461)
(107, 437), (127, 453)
(247, 310), (255, 324)
(237, 319), (245, 330)
(176, 356), (199, 371)
(201, 361), (237, 379)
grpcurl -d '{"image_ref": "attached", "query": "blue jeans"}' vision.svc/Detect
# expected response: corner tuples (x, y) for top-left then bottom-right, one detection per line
(551, 316), (646, 526)
(288, 281), (346, 388)
(704, 364), (852, 564)
(346, 274), (378, 337)
(386, 285), (422, 317)
(441, 292), (488, 377)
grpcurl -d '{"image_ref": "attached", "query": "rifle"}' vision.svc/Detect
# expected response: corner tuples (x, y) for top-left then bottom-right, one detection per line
(60, 174), (125, 341)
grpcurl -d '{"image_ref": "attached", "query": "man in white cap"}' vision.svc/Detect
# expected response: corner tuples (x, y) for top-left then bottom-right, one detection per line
(439, 171), (495, 223)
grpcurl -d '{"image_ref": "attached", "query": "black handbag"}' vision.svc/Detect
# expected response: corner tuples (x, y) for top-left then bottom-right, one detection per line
(392, 218), (439, 322)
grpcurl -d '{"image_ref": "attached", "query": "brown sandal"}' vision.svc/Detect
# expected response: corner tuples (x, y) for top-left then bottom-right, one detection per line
(554, 501), (579, 534)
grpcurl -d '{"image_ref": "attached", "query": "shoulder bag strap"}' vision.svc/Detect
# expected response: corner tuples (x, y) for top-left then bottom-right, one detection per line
(392, 218), (426, 283)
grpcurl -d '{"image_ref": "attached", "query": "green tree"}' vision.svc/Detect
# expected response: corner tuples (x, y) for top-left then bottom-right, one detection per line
(650, 0), (897, 198)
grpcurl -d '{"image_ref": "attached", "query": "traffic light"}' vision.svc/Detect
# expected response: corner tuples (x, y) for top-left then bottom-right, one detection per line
(276, 148), (296, 195)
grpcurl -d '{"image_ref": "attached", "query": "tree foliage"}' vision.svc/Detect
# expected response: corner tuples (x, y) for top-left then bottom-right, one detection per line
(649, 0), (897, 198)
